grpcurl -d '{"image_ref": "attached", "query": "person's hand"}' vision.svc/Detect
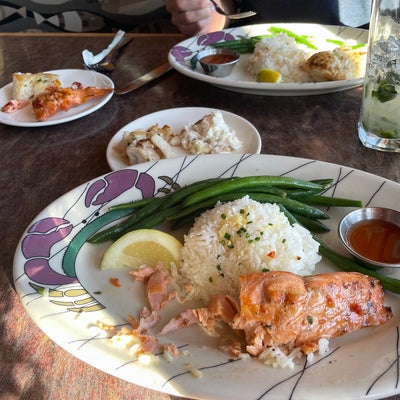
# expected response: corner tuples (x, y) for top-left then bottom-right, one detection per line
(166, 0), (230, 36)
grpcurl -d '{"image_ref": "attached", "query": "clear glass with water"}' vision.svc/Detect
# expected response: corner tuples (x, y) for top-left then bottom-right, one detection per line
(358, 0), (400, 152)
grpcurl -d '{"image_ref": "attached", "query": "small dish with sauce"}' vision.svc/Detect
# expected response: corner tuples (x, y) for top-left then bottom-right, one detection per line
(198, 48), (240, 78)
(338, 207), (400, 272)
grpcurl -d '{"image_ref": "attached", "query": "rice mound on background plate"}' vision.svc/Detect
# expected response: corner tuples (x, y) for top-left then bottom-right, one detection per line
(178, 196), (321, 304)
(247, 33), (312, 83)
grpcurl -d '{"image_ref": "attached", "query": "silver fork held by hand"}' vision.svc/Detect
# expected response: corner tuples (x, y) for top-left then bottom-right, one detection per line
(209, 0), (256, 19)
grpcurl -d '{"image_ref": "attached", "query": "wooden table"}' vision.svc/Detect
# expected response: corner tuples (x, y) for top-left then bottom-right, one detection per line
(1, 33), (399, 400)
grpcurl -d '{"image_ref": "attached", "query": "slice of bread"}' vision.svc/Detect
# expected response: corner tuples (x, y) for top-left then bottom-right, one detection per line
(12, 72), (61, 100)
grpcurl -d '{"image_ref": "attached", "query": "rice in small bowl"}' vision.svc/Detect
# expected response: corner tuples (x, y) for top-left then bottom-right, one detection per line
(178, 196), (321, 303)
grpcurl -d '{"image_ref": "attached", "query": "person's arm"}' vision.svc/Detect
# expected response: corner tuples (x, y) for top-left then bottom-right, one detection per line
(166, 0), (235, 36)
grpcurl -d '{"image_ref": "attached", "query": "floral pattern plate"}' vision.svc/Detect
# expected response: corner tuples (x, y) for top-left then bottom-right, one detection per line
(168, 23), (368, 96)
(13, 154), (400, 400)
(0, 69), (114, 127)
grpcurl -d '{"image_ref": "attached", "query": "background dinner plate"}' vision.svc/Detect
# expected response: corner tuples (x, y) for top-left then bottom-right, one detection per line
(13, 154), (400, 400)
(106, 107), (262, 170)
(0, 69), (114, 127)
(168, 23), (368, 96)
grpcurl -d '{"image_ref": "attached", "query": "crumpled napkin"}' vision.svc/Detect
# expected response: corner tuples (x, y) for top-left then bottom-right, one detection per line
(82, 30), (125, 66)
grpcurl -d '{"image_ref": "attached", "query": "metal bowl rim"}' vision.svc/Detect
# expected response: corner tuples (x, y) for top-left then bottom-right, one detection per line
(338, 207), (400, 269)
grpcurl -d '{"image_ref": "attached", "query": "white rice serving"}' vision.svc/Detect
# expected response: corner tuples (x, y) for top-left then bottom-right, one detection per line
(247, 33), (312, 82)
(179, 196), (321, 303)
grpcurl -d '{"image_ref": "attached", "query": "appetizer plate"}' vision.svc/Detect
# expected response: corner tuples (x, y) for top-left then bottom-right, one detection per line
(106, 107), (262, 170)
(0, 69), (114, 127)
(168, 23), (368, 96)
(14, 154), (400, 400)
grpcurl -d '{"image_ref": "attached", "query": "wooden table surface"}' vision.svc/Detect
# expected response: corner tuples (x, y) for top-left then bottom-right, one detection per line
(0, 32), (399, 400)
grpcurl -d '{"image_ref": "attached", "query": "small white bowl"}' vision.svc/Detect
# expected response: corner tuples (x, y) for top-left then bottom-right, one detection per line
(198, 48), (240, 78)
(338, 207), (400, 271)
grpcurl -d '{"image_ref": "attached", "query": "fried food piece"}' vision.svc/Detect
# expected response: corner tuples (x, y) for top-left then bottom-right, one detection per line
(12, 72), (61, 100)
(233, 271), (392, 356)
(32, 85), (113, 121)
(300, 47), (366, 81)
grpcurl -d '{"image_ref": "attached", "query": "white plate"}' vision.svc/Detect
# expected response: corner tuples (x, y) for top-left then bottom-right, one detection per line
(13, 154), (400, 400)
(168, 23), (368, 96)
(106, 107), (262, 170)
(0, 69), (114, 127)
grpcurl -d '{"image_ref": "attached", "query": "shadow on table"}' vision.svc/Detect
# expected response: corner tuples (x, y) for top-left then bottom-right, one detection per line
(0, 264), (47, 400)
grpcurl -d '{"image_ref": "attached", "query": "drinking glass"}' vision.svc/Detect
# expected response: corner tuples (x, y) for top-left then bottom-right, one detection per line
(358, 0), (400, 152)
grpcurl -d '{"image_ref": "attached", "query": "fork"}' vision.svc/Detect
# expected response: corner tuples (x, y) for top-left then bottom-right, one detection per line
(209, 0), (256, 19)
(85, 36), (134, 73)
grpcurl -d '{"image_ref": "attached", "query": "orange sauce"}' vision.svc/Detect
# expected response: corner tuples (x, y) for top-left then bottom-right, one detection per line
(348, 219), (400, 264)
(201, 54), (237, 64)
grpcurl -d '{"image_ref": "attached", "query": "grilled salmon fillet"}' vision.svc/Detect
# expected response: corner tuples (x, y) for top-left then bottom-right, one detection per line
(233, 271), (392, 356)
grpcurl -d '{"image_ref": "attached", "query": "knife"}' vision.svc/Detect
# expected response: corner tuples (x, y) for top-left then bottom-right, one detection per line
(114, 62), (173, 95)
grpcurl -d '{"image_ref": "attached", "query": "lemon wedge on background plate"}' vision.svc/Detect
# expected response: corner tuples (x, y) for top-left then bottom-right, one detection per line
(100, 229), (183, 270)
(257, 68), (282, 83)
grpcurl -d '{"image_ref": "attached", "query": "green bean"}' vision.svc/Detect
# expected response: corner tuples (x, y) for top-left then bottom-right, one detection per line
(285, 188), (323, 199)
(116, 205), (180, 239)
(169, 191), (329, 222)
(350, 43), (366, 50)
(300, 195), (363, 208)
(109, 197), (154, 211)
(278, 204), (330, 233)
(309, 178), (334, 188)
(325, 39), (366, 50)
(317, 238), (400, 294)
(88, 197), (165, 243)
(268, 26), (318, 49)
(250, 193), (329, 219)
(160, 178), (227, 209)
(212, 38), (257, 53)
(235, 185), (288, 197)
(292, 213), (330, 233)
(277, 204), (297, 225)
(166, 195), (236, 222)
(183, 176), (323, 207)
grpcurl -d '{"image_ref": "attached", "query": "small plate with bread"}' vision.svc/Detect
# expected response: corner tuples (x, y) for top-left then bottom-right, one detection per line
(0, 69), (114, 127)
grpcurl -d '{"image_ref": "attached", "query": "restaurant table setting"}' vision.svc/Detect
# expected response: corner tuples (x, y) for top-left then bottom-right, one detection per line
(1, 20), (400, 400)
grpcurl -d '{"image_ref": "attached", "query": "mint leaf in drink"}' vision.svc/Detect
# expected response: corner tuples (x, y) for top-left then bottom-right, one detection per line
(372, 70), (400, 102)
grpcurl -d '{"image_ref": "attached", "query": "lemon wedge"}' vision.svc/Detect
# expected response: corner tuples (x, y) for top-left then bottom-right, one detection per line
(257, 68), (282, 83)
(100, 229), (183, 270)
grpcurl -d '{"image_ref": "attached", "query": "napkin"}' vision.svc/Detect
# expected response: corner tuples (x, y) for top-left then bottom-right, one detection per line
(82, 30), (125, 66)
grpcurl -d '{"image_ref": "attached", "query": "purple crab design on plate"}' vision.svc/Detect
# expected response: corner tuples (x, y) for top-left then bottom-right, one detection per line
(170, 30), (236, 68)
(19, 168), (177, 313)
